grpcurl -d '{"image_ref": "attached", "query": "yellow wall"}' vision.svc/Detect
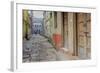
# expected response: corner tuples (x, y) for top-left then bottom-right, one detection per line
(23, 10), (30, 38)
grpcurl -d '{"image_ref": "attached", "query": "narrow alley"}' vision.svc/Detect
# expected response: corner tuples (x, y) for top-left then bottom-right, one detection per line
(23, 10), (91, 62)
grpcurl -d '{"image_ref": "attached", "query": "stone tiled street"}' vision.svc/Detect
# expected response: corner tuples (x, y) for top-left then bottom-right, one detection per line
(23, 34), (77, 62)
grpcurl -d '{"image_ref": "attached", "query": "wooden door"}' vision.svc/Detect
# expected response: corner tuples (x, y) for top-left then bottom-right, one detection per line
(62, 12), (68, 48)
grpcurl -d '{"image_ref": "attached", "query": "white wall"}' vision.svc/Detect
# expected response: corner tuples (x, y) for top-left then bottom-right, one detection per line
(0, 0), (100, 73)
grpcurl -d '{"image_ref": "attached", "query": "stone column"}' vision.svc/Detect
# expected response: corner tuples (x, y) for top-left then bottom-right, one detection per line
(68, 13), (74, 54)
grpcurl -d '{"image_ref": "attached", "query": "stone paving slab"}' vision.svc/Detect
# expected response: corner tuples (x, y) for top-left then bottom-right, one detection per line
(23, 34), (78, 62)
